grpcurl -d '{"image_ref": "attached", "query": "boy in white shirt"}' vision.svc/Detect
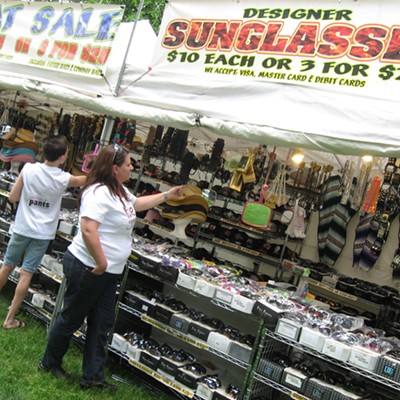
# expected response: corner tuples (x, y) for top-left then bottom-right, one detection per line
(0, 135), (86, 329)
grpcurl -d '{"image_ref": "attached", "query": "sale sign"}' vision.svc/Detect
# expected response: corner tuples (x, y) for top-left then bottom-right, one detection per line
(0, 1), (124, 78)
(153, 0), (400, 99)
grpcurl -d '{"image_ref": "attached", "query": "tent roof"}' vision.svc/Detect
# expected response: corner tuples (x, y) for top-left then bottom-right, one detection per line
(0, 1), (399, 160)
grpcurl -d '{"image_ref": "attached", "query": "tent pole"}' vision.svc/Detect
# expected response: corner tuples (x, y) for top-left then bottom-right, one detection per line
(99, 0), (145, 146)
(99, 116), (115, 147)
(114, 0), (145, 95)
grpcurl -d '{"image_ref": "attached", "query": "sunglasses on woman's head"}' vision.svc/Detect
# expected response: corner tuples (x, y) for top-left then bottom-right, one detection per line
(112, 143), (122, 164)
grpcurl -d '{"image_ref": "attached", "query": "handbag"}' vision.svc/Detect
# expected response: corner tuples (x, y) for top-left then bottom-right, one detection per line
(241, 183), (272, 229)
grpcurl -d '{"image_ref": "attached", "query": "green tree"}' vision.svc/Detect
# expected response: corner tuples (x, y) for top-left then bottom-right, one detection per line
(85, 0), (166, 33)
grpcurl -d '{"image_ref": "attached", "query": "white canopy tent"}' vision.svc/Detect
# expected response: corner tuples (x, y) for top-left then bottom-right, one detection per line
(0, 0), (399, 161)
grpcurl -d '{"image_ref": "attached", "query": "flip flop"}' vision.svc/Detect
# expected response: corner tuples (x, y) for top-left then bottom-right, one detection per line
(3, 320), (26, 330)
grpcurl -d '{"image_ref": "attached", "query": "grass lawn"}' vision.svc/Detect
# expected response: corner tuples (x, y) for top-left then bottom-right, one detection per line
(0, 291), (172, 400)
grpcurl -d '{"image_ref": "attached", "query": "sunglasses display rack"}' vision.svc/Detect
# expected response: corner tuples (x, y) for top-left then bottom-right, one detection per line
(244, 323), (400, 400)
(105, 244), (269, 400)
(307, 279), (386, 329)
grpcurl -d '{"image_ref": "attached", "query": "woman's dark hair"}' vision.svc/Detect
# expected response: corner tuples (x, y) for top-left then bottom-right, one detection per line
(43, 135), (68, 161)
(78, 144), (130, 209)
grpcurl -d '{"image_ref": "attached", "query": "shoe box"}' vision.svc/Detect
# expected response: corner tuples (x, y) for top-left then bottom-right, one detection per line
(193, 278), (216, 298)
(25, 288), (35, 303)
(212, 387), (236, 400)
(321, 338), (352, 362)
(123, 290), (156, 315)
(196, 382), (215, 400)
(257, 359), (285, 382)
(213, 287), (234, 306)
(228, 341), (253, 363)
(375, 352), (400, 382)
(10, 267), (21, 281)
(157, 357), (187, 381)
(252, 299), (287, 327)
(43, 298), (56, 315)
(281, 367), (308, 394)
(348, 345), (381, 372)
(156, 263), (179, 284)
(188, 320), (216, 342)
(41, 254), (56, 270)
(170, 314), (192, 334)
(175, 362), (218, 390)
(139, 350), (160, 370)
(230, 293), (256, 314)
(175, 368), (200, 390)
(58, 220), (75, 236)
(148, 304), (182, 326)
(304, 377), (337, 400)
(138, 254), (160, 275)
(298, 326), (326, 352)
(111, 333), (129, 354)
(207, 332), (233, 353)
(31, 292), (46, 308)
(176, 270), (198, 290)
(275, 317), (302, 341)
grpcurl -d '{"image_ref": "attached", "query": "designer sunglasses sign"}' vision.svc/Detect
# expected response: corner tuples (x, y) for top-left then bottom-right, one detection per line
(0, 1), (124, 77)
(154, 0), (400, 99)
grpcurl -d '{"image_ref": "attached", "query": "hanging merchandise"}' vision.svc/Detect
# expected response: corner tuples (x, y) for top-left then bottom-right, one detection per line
(179, 151), (200, 183)
(149, 124), (164, 156)
(167, 129), (189, 161)
(352, 176), (381, 270)
(81, 143), (100, 173)
(263, 166), (289, 209)
(360, 175), (381, 215)
(340, 161), (355, 205)
(318, 174), (359, 266)
(353, 213), (380, 271)
(353, 158), (399, 270)
(391, 250), (400, 278)
(241, 182), (272, 229)
(158, 126), (175, 157)
(352, 162), (373, 210)
(229, 151), (256, 192)
(305, 161), (321, 191)
(207, 138), (225, 173)
(113, 118), (137, 147)
(0, 101), (5, 123)
(0, 106), (9, 131)
(0, 125), (39, 164)
(285, 198), (306, 239)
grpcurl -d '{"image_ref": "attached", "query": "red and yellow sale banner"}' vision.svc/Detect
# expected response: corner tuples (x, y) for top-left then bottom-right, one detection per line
(153, 0), (400, 99)
(0, 1), (124, 78)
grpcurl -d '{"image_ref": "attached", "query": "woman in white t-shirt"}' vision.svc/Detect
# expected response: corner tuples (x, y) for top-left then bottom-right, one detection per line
(40, 143), (183, 389)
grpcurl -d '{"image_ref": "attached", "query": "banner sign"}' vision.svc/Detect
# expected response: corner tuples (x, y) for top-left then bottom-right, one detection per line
(154, 0), (400, 99)
(0, 1), (124, 78)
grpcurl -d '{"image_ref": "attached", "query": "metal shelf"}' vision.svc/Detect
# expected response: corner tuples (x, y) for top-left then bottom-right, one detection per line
(118, 295), (251, 369)
(264, 329), (400, 392)
(127, 261), (260, 322)
(308, 279), (385, 318)
(197, 234), (281, 267)
(253, 373), (310, 400)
